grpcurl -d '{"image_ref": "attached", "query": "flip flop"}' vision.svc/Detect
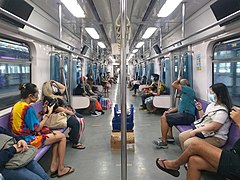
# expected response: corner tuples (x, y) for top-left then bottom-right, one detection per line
(50, 170), (58, 178)
(72, 143), (86, 150)
(155, 158), (180, 177)
(57, 166), (75, 178)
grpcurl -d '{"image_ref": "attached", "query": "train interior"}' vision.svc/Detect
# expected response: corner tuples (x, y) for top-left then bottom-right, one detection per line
(0, 0), (240, 179)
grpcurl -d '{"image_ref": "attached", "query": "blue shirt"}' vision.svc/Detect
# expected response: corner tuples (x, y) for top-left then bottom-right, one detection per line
(178, 86), (196, 116)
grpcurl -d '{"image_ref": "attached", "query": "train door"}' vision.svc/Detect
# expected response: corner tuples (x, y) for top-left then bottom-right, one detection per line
(50, 51), (70, 101)
(171, 50), (193, 87)
(72, 57), (82, 92)
(50, 53), (61, 82)
(182, 52), (193, 87)
(161, 57), (171, 91)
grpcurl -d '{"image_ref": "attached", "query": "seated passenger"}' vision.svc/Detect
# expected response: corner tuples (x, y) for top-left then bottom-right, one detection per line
(87, 77), (104, 97)
(179, 83), (232, 150)
(42, 80), (86, 149)
(100, 73), (111, 93)
(152, 78), (196, 148)
(0, 127), (49, 180)
(155, 106), (240, 180)
(139, 74), (159, 110)
(130, 76), (141, 96)
(10, 83), (74, 178)
(75, 77), (102, 116)
(145, 81), (167, 113)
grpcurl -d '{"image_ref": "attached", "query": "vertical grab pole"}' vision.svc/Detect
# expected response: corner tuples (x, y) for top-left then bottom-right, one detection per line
(120, 0), (127, 179)
(58, 3), (62, 40)
(181, 2), (186, 39)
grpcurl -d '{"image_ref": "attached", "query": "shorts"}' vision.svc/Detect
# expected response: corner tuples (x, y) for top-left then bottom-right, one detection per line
(166, 112), (195, 127)
(217, 150), (240, 180)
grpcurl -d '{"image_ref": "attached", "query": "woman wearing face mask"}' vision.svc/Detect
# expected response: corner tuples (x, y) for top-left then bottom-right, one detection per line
(10, 83), (75, 178)
(179, 83), (232, 150)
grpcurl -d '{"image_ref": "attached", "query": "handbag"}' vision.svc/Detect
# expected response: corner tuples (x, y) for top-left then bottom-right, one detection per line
(0, 134), (37, 169)
(191, 109), (228, 138)
(44, 112), (67, 129)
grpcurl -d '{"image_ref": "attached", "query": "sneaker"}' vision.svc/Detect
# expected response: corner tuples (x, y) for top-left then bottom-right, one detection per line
(158, 137), (175, 143)
(152, 140), (168, 149)
(91, 112), (101, 117)
(166, 136), (175, 143)
(96, 110), (105, 115)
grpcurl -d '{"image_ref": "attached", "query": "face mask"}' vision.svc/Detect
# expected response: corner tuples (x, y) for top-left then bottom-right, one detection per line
(208, 93), (216, 103)
(31, 96), (38, 103)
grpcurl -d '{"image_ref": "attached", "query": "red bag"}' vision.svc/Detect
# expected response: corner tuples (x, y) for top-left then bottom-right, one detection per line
(95, 99), (103, 111)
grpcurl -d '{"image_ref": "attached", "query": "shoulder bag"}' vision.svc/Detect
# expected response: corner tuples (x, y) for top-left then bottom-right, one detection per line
(0, 134), (37, 169)
(44, 112), (67, 129)
(191, 109), (228, 139)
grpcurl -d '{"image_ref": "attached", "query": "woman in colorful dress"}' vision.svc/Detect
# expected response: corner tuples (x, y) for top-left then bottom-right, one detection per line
(10, 83), (74, 178)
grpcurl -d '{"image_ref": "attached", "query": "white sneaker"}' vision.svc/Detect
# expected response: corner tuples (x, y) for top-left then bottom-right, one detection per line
(91, 112), (101, 117)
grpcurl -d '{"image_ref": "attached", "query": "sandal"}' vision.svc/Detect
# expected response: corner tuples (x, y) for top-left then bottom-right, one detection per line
(57, 166), (75, 178)
(155, 158), (180, 177)
(72, 143), (86, 150)
(50, 170), (58, 178)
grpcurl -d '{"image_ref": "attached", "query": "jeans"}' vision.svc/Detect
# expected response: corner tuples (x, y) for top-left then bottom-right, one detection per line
(67, 116), (80, 145)
(1, 160), (49, 180)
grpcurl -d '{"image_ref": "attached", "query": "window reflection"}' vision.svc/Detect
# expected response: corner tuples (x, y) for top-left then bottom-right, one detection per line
(0, 38), (31, 110)
(213, 38), (240, 106)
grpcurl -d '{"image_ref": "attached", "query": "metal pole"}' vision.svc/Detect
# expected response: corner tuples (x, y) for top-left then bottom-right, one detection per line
(120, 0), (127, 179)
(181, 2), (186, 39)
(159, 27), (162, 50)
(58, 3), (63, 40)
(149, 39), (152, 57)
(69, 53), (73, 104)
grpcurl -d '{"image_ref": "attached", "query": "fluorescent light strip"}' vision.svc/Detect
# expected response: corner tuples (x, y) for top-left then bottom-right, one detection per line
(98, 42), (106, 48)
(142, 27), (157, 39)
(136, 42), (144, 48)
(157, 0), (183, 17)
(61, 0), (85, 18)
(132, 49), (138, 53)
(85, 28), (100, 39)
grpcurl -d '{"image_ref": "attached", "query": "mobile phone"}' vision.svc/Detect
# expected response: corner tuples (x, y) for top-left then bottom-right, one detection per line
(49, 98), (57, 107)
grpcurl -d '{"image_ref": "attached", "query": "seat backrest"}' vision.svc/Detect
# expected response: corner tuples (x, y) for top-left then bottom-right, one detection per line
(0, 101), (43, 130)
(0, 113), (11, 130)
(223, 122), (240, 150)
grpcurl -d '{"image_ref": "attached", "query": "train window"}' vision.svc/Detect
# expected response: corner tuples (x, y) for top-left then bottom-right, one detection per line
(0, 38), (31, 110)
(213, 38), (240, 106)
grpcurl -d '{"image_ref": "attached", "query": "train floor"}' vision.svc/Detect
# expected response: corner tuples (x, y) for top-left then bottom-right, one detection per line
(39, 83), (221, 180)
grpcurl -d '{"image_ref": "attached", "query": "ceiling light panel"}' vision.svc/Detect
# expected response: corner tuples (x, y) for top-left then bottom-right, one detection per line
(132, 49), (138, 53)
(157, 0), (183, 17)
(98, 42), (106, 48)
(85, 28), (100, 39)
(136, 42), (144, 48)
(142, 27), (157, 39)
(61, 0), (85, 18)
